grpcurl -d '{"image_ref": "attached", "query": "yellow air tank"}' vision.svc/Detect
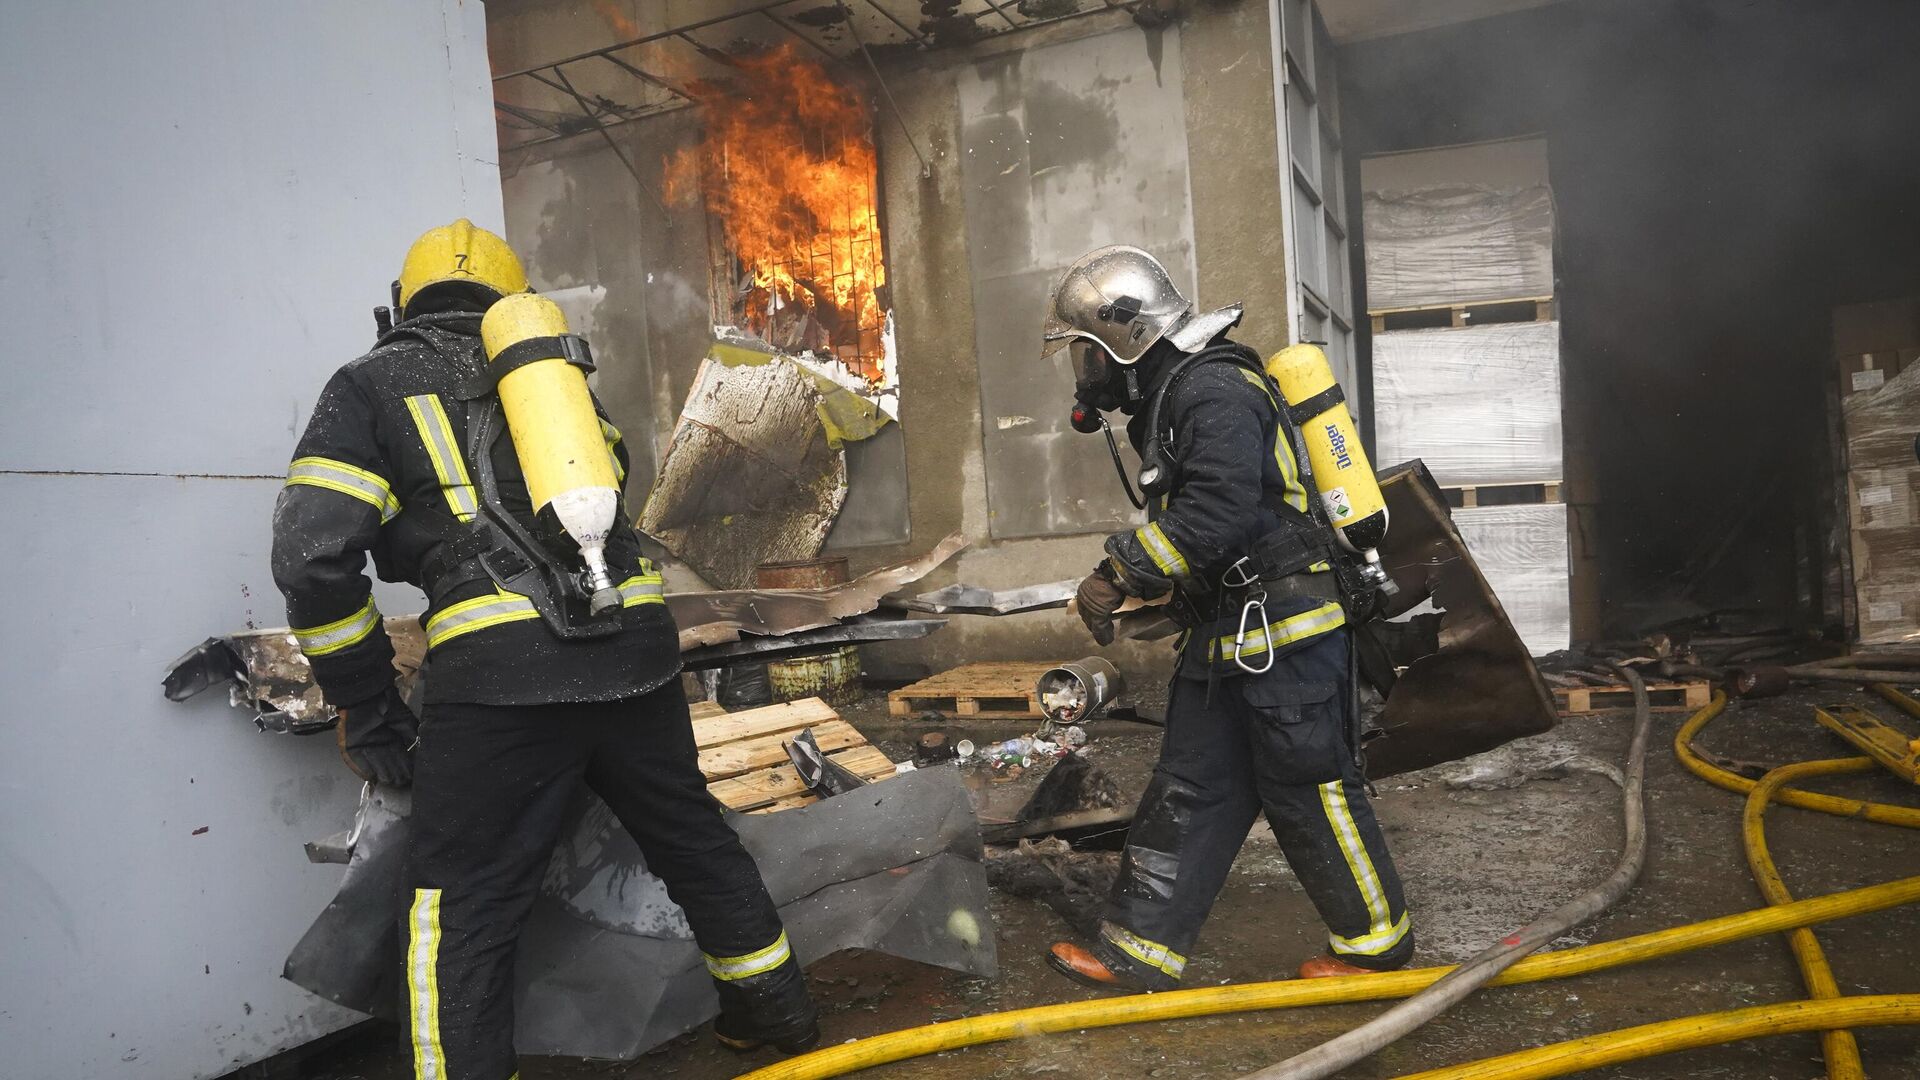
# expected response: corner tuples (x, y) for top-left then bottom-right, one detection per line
(1265, 343), (1392, 582)
(480, 293), (623, 614)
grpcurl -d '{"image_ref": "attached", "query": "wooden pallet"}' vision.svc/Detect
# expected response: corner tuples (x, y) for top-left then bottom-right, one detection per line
(1554, 680), (1713, 716)
(887, 660), (1057, 719)
(1370, 296), (1555, 334)
(690, 697), (897, 813)
(1446, 482), (1562, 509)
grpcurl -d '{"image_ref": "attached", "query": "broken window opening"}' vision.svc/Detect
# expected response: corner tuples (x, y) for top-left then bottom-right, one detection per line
(668, 43), (898, 417)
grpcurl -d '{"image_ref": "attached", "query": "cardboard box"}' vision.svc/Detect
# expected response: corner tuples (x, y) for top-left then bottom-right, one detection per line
(1849, 467), (1920, 530)
(1841, 363), (1920, 470)
(1836, 351), (1906, 398)
(1858, 582), (1920, 646)
(1850, 524), (1920, 586)
(1832, 297), (1920, 357)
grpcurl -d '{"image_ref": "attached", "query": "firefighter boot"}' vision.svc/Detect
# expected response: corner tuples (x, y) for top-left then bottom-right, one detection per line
(1298, 954), (1398, 979)
(712, 956), (821, 1055)
(1045, 939), (1165, 993)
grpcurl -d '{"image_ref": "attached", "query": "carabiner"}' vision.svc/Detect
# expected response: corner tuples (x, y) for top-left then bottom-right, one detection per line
(1232, 589), (1276, 674)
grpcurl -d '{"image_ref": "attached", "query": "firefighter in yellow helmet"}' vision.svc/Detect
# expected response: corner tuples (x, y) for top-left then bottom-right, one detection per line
(271, 220), (818, 1078)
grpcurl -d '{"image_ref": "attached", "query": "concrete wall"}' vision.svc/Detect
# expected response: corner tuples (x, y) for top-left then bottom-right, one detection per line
(0, 4), (501, 1077)
(491, 1), (1291, 671)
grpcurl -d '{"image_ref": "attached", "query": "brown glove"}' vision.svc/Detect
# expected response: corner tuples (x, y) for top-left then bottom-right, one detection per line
(336, 685), (419, 787)
(1074, 562), (1127, 647)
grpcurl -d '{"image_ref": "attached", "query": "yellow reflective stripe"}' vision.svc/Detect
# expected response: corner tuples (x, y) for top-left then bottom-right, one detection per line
(1212, 601), (1346, 660)
(1319, 779), (1399, 953)
(600, 418), (627, 484)
(1135, 521), (1189, 578)
(293, 597), (380, 657)
(1332, 911), (1412, 957)
(1237, 365), (1278, 407)
(423, 590), (541, 649)
(1101, 924), (1186, 979)
(406, 888), (447, 1080)
(286, 456), (400, 522)
(617, 574), (664, 608)
(704, 930), (792, 981)
(404, 394), (478, 523)
(1273, 430), (1310, 513)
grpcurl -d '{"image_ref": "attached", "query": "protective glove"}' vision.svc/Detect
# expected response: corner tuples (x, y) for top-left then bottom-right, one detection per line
(1074, 561), (1127, 647)
(336, 685), (418, 787)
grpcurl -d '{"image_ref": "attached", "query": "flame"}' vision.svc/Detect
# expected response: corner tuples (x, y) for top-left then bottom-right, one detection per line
(665, 44), (891, 389)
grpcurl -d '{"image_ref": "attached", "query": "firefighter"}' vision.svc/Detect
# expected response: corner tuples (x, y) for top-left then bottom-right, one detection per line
(1040, 246), (1414, 989)
(271, 219), (818, 1077)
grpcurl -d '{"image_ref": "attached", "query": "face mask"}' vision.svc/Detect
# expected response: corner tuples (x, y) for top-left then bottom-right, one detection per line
(1072, 341), (1136, 414)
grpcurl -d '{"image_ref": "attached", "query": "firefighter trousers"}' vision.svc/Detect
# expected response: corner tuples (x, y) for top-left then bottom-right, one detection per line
(1098, 630), (1414, 986)
(402, 679), (796, 1080)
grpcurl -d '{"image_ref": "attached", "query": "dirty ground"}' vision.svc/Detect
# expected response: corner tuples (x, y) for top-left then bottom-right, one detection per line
(294, 686), (1920, 1080)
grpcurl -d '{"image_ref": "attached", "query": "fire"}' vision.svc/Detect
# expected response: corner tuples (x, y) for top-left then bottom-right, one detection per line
(665, 44), (892, 390)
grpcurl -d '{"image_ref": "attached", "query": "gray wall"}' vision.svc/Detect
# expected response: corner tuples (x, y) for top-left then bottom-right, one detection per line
(0, 3), (501, 1077)
(492, 1), (1292, 669)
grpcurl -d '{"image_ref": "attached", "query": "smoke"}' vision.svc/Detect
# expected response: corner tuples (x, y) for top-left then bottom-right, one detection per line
(1341, 0), (1920, 627)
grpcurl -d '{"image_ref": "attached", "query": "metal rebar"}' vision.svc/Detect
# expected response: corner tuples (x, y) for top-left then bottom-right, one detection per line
(859, 0), (933, 48)
(597, 51), (692, 102)
(540, 66), (671, 217)
(843, 4), (929, 177)
(760, 9), (839, 61)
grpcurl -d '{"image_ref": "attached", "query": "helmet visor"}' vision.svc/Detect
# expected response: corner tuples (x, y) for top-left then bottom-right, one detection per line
(1041, 312), (1079, 359)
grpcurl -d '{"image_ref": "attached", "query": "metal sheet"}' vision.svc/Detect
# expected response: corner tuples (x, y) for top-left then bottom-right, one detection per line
(1364, 461), (1560, 776)
(681, 615), (947, 669)
(670, 532), (969, 649)
(285, 765), (995, 1058)
(887, 579), (1079, 616)
(638, 356), (847, 588)
(0, 4), (501, 1076)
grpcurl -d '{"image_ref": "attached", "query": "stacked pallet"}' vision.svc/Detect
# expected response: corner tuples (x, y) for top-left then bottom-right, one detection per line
(690, 697), (897, 814)
(887, 661), (1054, 719)
(1362, 138), (1576, 654)
(1829, 299), (1920, 644)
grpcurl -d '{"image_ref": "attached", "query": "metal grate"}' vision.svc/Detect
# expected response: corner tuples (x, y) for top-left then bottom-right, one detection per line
(490, 1), (1141, 156)
(704, 126), (892, 382)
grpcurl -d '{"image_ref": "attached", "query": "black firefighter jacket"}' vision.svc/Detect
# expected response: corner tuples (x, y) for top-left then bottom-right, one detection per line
(1105, 344), (1347, 677)
(270, 312), (679, 709)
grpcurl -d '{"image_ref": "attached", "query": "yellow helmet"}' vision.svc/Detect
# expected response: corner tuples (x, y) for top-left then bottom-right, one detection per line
(397, 218), (529, 316)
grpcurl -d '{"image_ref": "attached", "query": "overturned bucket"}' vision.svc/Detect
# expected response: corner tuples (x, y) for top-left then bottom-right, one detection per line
(1035, 657), (1124, 724)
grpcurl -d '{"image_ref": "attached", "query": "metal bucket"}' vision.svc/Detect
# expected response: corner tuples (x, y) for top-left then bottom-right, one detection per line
(754, 556), (862, 706)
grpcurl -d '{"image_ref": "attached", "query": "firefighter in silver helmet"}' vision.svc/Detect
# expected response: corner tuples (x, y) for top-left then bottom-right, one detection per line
(1042, 245), (1415, 989)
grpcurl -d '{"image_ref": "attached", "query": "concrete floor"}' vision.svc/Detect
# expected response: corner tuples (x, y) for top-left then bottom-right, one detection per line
(301, 685), (1920, 1080)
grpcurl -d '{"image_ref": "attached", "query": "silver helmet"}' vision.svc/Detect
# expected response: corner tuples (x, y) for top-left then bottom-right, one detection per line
(1042, 245), (1193, 365)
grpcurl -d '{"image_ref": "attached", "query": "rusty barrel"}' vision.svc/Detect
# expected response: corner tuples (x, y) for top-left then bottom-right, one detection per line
(754, 556), (862, 706)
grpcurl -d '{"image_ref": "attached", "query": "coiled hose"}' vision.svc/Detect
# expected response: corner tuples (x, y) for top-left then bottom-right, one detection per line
(740, 685), (1920, 1080)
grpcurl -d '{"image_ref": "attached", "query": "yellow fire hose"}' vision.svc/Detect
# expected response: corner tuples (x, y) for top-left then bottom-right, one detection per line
(1384, 688), (1920, 1080)
(1391, 996), (1920, 1080)
(1744, 758), (1882, 1080)
(739, 691), (1920, 1080)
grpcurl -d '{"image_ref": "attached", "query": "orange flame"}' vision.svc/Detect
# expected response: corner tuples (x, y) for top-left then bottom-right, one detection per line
(665, 44), (890, 388)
